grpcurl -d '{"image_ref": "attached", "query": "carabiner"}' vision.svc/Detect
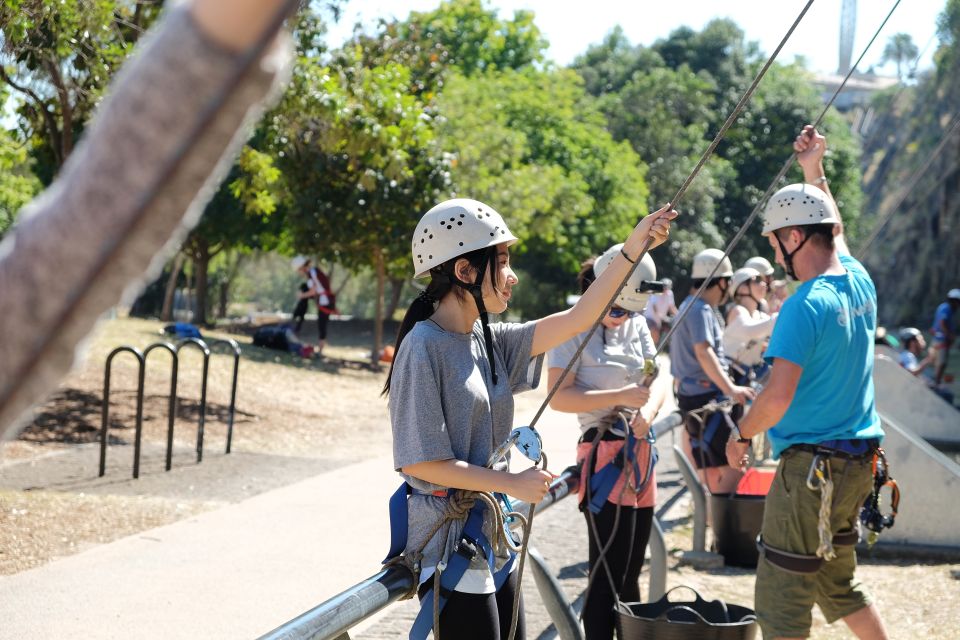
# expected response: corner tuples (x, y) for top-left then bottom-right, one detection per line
(806, 454), (826, 491)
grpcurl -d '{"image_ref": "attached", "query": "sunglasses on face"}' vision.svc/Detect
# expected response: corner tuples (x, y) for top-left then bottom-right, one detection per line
(608, 307), (640, 319)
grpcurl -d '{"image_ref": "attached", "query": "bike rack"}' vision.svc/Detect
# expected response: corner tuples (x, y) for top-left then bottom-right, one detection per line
(99, 336), (241, 478)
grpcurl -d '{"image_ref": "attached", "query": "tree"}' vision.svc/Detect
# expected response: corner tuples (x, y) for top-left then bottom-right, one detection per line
(437, 67), (650, 318)
(881, 33), (920, 81)
(0, 0), (162, 179)
(882, 33), (920, 81)
(0, 126), (42, 237)
(267, 46), (451, 364)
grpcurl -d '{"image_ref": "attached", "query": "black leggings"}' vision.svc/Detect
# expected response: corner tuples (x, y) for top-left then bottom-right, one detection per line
(583, 502), (654, 640)
(416, 568), (525, 640)
(316, 309), (330, 340)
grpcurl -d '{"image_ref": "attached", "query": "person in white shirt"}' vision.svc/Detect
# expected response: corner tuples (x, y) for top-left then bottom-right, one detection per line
(643, 277), (678, 345)
(724, 267), (777, 386)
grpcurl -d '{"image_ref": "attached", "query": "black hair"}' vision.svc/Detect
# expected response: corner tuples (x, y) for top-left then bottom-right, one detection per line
(577, 258), (597, 295)
(381, 245), (501, 396)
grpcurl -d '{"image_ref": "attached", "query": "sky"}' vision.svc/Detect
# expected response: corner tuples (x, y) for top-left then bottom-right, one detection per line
(327, 0), (947, 76)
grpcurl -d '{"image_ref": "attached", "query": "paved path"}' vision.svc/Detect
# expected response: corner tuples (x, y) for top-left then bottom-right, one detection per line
(0, 386), (689, 639)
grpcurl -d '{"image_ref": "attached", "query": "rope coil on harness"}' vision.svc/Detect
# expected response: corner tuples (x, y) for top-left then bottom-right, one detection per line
(806, 456), (837, 561)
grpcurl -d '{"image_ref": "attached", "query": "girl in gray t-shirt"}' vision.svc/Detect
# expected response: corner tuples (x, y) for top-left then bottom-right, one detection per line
(382, 198), (676, 638)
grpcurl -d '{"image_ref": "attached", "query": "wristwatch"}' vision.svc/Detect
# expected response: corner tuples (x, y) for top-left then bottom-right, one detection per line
(730, 423), (751, 444)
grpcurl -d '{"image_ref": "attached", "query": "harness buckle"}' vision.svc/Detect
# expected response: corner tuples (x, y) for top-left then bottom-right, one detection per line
(454, 537), (479, 561)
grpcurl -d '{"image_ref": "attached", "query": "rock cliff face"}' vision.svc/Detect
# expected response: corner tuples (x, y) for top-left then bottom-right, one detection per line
(857, 67), (960, 328)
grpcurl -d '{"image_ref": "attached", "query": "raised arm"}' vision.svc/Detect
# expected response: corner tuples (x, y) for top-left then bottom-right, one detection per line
(794, 125), (849, 255)
(530, 204), (677, 356)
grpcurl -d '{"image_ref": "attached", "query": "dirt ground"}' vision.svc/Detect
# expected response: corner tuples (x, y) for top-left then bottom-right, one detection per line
(2, 316), (959, 638)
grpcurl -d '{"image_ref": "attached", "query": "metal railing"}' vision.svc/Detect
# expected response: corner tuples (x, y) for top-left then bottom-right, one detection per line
(99, 336), (241, 478)
(258, 412), (683, 640)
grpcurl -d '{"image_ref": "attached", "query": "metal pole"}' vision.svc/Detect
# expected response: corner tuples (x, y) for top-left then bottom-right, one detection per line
(176, 338), (210, 464)
(673, 445), (707, 553)
(144, 343), (179, 472)
(648, 517), (667, 601)
(132, 357), (146, 479)
(528, 545), (583, 640)
(210, 338), (241, 454)
(100, 347), (145, 478)
(256, 566), (414, 640)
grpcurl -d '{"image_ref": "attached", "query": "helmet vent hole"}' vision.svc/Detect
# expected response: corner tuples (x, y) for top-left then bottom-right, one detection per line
(457, 221), (463, 226)
(459, 242), (464, 246)
(460, 214), (465, 218)
(429, 234), (433, 239)
(447, 225), (452, 229)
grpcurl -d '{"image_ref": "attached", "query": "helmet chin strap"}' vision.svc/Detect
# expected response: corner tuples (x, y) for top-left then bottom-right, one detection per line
(773, 230), (812, 281)
(451, 260), (499, 385)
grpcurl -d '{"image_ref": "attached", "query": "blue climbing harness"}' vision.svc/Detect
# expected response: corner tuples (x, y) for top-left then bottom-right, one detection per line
(384, 482), (517, 640)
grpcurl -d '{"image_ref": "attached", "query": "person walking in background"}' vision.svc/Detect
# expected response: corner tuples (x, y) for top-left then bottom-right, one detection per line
(548, 245), (668, 640)
(643, 277), (678, 345)
(670, 248), (755, 495)
(930, 289), (960, 385)
(726, 125), (888, 640)
(292, 256), (336, 356)
(383, 198), (675, 639)
(900, 327), (956, 405)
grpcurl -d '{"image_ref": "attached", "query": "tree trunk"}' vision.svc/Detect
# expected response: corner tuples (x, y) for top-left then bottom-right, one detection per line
(192, 242), (210, 326)
(385, 277), (405, 322)
(372, 247), (385, 370)
(160, 252), (186, 322)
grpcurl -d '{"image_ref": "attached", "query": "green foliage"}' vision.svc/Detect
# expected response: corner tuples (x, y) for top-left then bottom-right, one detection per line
(397, 0), (547, 76)
(437, 67), (649, 317)
(0, 0), (162, 175)
(573, 22), (862, 287)
(0, 127), (42, 237)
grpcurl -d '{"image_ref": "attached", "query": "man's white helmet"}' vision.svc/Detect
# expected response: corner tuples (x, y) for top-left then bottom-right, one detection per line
(948, 288), (960, 301)
(731, 267), (761, 293)
(744, 256), (775, 276)
(594, 243), (657, 312)
(691, 248), (734, 280)
(412, 199), (518, 278)
(291, 255), (309, 271)
(761, 183), (840, 235)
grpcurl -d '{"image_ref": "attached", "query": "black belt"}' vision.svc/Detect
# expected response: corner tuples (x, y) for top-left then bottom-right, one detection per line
(580, 426), (627, 444)
(784, 440), (878, 461)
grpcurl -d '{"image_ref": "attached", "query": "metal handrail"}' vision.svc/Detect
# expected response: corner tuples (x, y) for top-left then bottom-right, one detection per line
(258, 412), (683, 640)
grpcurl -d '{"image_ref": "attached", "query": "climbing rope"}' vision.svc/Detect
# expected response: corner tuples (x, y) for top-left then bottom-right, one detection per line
(654, 0), (903, 355)
(806, 456), (837, 561)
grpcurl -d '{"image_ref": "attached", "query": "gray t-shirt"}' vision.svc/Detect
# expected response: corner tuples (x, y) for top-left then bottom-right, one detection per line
(670, 296), (728, 396)
(389, 318), (543, 592)
(547, 316), (656, 433)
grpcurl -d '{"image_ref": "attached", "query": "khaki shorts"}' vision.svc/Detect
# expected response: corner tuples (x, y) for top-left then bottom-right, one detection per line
(755, 449), (875, 639)
(933, 342), (950, 368)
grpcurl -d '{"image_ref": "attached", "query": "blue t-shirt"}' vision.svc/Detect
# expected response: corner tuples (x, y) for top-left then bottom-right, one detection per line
(764, 255), (884, 458)
(670, 296), (727, 397)
(931, 302), (954, 344)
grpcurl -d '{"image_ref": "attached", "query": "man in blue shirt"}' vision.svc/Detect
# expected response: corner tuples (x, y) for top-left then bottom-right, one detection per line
(930, 289), (960, 385)
(726, 126), (889, 640)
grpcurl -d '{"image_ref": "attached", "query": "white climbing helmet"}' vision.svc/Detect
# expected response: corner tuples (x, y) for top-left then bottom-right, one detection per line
(948, 288), (960, 301)
(412, 198), (518, 278)
(761, 183), (839, 235)
(731, 267), (761, 294)
(691, 248), (734, 280)
(290, 255), (309, 271)
(594, 243), (657, 312)
(744, 256), (775, 277)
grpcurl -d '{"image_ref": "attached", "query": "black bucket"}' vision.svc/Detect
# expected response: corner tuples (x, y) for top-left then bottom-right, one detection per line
(616, 586), (758, 640)
(710, 493), (766, 568)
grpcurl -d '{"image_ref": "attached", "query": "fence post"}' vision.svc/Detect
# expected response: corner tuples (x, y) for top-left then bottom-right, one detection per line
(672, 445), (707, 553)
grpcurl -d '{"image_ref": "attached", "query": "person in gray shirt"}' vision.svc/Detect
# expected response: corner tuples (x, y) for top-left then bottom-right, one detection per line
(383, 198), (677, 639)
(547, 245), (669, 640)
